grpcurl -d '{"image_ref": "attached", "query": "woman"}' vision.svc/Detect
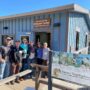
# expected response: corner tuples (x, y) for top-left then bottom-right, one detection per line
(0, 47), (6, 80)
(19, 38), (30, 80)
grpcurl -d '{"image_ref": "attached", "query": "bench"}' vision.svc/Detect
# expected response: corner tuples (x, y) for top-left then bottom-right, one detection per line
(38, 78), (90, 90)
(0, 70), (32, 86)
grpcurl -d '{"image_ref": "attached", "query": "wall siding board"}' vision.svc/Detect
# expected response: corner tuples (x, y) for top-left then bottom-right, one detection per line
(52, 13), (60, 51)
(13, 19), (16, 34)
(26, 17), (31, 32)
(68, 13), (89, 52)
(0, 12), (89, 53)
(59, 13), (67, 52)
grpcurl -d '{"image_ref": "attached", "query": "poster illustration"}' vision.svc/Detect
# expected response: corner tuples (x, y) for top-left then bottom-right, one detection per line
(52, 52), (90, 86)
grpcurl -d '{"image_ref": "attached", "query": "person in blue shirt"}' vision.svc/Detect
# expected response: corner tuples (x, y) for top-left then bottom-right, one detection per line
(36, 42), (43, 65)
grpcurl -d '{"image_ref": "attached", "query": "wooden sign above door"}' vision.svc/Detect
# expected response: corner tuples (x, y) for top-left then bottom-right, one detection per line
(33, 18), (51, 28)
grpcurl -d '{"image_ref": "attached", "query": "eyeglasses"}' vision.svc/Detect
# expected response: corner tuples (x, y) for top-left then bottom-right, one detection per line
(7, 39), (11, 41)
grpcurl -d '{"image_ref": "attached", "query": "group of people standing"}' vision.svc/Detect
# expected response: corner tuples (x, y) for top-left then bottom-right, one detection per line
(0, 36), (50, 84)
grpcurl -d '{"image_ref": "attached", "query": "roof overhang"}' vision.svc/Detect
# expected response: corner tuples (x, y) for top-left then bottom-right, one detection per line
(0, 4), (90, 20)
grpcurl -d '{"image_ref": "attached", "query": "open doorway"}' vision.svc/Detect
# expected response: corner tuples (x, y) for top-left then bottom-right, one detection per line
(35, 32), (51, 47)
(21, 35), (29, 43)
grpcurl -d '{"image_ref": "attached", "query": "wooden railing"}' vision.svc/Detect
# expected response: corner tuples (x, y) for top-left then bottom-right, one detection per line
(31, 64), (89, 90)
(73, 47), (88, 54)
(31, 64), (48, 90)
(0, 70), (31, 86)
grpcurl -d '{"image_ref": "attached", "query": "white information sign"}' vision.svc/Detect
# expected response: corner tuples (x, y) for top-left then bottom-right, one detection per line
(52, 52), (90, 86)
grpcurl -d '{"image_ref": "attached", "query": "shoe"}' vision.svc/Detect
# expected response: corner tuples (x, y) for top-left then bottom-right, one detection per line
(27, 75), (32, 79)
(15, 79), (20, 83)
(6, 82), (10, 85)
(20, 78), (24, 81)
(10, 81), (14, 85)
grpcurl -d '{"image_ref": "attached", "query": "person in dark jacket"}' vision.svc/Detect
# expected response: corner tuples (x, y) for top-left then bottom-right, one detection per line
(2, 37), (12, 79)
(9, 40), (21, 83)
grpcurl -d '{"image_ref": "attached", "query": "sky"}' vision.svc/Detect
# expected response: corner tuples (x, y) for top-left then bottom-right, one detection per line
(0, 0), (90, 16)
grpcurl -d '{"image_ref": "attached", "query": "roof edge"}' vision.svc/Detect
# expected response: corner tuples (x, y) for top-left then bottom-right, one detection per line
(73, 4), (89, 14)
(0, 4), (89, 20)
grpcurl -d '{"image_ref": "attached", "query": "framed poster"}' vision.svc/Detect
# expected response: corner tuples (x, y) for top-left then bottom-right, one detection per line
(52, 52), (90, 86)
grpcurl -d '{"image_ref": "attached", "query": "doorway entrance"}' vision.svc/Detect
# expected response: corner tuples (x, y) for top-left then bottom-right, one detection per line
(35, 32), (51, 47)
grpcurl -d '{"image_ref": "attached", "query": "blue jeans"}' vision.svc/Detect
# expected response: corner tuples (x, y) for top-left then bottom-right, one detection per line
(27, 58), (35, 77)
(27, 58), (35, 69)
(0, 61), (6, 80)
(3, 61), (11, 78)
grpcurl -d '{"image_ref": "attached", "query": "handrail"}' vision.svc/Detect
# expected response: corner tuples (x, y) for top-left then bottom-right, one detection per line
(73, 47), (88, 54)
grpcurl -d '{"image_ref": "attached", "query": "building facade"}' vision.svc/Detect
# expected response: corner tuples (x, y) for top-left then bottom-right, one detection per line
(0, 4), (90, 52)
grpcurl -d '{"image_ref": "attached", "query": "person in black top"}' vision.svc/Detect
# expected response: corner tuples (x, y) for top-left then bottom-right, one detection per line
(9, 40), (21, 83)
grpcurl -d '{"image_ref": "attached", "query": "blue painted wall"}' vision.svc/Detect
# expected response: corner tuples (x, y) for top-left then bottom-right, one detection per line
(52, 13), (67, 51)
(16, 32), (34, 42)
(59, 13), (67, 52)
(67, 13), (89, 52)
(0, 12), (89, 53)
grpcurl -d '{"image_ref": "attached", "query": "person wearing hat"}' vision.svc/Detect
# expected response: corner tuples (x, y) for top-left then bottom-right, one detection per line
(8, 40), (21, 83)
(2, 36), (12, 79)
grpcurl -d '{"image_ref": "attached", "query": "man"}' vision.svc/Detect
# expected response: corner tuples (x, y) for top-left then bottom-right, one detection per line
(2, 37), (12, 79)
(9, 40), (21, 83)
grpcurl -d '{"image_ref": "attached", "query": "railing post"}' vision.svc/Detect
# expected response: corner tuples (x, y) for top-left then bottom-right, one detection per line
(35, 66), (39, 90)
(48, 51), (52, 90)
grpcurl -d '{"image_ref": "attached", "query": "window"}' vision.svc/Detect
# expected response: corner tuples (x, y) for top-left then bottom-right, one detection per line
(21, 36), (29, 43)
(76, 31), (79, 51)
(85, 34), (87, 47)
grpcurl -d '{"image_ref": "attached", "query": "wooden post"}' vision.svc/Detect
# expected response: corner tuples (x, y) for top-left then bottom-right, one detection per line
(31, 64), (48, 90)
(48, 51), (52, 90)
(35, 65), (40, 90)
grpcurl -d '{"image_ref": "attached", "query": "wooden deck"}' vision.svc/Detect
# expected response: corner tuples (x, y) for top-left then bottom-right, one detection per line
(0, 78), (60, 90)
(0, 79), (35, 90)
(0, 65), (88, 90)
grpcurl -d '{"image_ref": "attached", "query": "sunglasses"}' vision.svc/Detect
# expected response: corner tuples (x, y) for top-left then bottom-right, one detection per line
(7, 39), (11, 41)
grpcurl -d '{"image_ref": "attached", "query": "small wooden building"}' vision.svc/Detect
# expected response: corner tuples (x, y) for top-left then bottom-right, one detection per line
(0, 4), (90, 52)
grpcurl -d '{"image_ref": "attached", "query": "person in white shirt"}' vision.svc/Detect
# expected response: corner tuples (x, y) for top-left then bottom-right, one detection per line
(42, 42), (50, 78)
(42, 42), (50, 65)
